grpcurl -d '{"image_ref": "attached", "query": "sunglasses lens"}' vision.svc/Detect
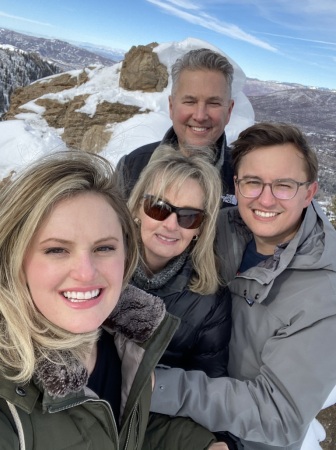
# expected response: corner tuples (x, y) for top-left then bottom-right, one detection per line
(178, 211), (204, 229)
(144, 198), (171, 221)
(143, 196), (204, 229)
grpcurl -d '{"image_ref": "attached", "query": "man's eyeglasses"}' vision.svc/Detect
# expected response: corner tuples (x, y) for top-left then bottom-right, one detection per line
(143, 195), (205, 229)
(235, 178), (312, 200)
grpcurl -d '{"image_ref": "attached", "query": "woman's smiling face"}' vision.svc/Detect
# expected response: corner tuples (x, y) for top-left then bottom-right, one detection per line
(23, 192), (126, 333)
(138, 177), (205, 273)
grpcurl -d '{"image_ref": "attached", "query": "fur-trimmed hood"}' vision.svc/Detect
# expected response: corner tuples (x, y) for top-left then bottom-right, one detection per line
(105, 284), (166, 341)
(35, 285), (166, 398)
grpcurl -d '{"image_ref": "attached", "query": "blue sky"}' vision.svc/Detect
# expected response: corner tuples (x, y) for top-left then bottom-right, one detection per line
(0, 0), (335, 89)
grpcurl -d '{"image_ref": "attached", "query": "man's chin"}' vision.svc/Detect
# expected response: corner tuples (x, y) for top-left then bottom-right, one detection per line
(180, 138), (216, 155)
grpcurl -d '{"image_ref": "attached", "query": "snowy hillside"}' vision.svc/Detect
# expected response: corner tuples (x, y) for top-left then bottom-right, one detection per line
(0, 44), (59, 115)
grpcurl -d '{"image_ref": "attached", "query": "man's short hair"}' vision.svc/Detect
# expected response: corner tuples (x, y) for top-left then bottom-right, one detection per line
(231, 122), (318, 182)
(171, 48), (234, 97)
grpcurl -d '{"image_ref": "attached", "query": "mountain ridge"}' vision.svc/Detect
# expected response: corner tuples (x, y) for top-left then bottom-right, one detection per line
(2, 27), (335, 92)
(0, 27), (117, 71)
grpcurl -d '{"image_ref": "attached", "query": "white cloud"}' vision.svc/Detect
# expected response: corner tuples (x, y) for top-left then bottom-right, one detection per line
(258, 32), (336, 47)
(164, 0), (201, 10)
(146, 0), (277, 51)
(200, 0), (336, 16)
(284, 0), (336, 15)
(0, 11), (53, 27)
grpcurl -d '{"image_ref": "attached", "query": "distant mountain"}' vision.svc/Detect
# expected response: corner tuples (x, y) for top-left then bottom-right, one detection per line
(243, 77), (334, 96)
(0, 27), (119, 116)
(0, 28), (117, 71)
(246, 84), (335, 134)
(243, 78), (298, 96)
(244, 79), (336, 198)
(72, 41), (125, 62)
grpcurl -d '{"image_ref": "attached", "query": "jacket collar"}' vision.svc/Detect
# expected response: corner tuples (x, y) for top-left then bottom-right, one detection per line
(0, 285), (166, 405)
(161, 126), (226, 168)
(229, 201), (336, 303)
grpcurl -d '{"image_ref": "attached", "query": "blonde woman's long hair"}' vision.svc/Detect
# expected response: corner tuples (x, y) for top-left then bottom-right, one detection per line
(128, 145), (222, 295)
(0, 150), (139, 384)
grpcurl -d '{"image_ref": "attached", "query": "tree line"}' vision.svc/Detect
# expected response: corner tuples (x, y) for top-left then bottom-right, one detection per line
(0, 47), (60, 116)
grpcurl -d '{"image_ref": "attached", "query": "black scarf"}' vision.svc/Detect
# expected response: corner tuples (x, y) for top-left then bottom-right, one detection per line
(132, 251), (189, 290)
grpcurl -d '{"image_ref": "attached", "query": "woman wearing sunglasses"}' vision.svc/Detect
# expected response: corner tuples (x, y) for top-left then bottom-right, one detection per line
(128, 146), (235, 450)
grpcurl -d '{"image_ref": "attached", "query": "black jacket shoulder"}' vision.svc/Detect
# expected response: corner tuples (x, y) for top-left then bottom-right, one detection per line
(116, 129), (236, 207)
(116, 141), (160, 197)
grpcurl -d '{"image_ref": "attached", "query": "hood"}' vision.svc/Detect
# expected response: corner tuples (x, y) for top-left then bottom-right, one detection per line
(287, 200), (336, 272)
(104, 284), (166, 342)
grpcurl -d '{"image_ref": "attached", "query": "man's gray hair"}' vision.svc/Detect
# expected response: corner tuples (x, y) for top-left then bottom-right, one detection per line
(171, 48), (234, 96)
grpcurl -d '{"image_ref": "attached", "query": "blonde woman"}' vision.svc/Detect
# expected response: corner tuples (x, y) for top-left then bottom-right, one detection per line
(0, 150), (179, 450)
(129, 146), (235, 449)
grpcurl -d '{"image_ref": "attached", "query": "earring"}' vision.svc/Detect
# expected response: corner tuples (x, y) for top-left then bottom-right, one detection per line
(192, 235), (199, 241)
(134, 217), (141, 226)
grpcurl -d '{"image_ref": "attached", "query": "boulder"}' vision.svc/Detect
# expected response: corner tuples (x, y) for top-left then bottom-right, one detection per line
(119, 43), (168, 92)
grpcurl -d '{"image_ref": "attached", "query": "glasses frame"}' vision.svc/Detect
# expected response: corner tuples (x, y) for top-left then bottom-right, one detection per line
(235, 178), (312, 200)
(143, 194), (205, 229)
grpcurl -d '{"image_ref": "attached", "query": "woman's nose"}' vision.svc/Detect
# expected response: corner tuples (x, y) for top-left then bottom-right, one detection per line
(70, 253), (97, 281)
(162, 212), (179, 230)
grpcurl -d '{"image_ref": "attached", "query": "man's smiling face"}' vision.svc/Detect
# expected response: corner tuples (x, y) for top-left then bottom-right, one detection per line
(169, 69), (233, 152)
(235, 143), (318, 255)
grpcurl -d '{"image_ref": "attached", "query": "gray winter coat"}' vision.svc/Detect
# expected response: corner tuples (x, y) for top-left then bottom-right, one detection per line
(151, 201), (336, 450)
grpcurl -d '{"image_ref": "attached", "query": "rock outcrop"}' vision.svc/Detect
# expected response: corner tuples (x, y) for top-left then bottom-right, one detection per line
(119, 43), (168, 92)
(3, 44), (169, 153)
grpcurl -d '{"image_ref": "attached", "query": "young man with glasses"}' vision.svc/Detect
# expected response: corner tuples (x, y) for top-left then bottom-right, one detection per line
(150, 122), (336, 450)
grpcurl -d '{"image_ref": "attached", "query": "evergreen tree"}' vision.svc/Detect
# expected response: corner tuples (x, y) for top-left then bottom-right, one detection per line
(0, 47), (60, 115)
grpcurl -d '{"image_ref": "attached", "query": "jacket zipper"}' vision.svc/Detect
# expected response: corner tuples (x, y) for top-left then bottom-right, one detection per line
(123, 402), (139, 450)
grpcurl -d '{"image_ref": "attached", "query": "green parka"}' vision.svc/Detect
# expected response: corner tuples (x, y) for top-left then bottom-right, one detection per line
(0, 285), (179, 450)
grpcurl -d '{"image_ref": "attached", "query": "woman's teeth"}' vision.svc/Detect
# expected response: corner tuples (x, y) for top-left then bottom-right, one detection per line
(63, 289), (100, 302)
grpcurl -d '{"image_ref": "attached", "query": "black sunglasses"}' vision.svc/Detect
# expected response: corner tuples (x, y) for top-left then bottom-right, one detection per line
(143, 195), (205, 229)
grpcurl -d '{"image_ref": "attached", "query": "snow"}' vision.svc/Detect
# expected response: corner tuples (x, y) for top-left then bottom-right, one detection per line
(0, 43), (23, 52)
(0, 37), (334, 449)
(0, 37), (254, 178)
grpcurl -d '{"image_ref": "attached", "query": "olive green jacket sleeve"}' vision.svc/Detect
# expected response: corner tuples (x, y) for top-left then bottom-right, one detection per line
(143, 412), (217, 450)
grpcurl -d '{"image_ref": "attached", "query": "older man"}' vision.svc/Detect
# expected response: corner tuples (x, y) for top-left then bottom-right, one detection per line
(117, 48), (236, 207)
